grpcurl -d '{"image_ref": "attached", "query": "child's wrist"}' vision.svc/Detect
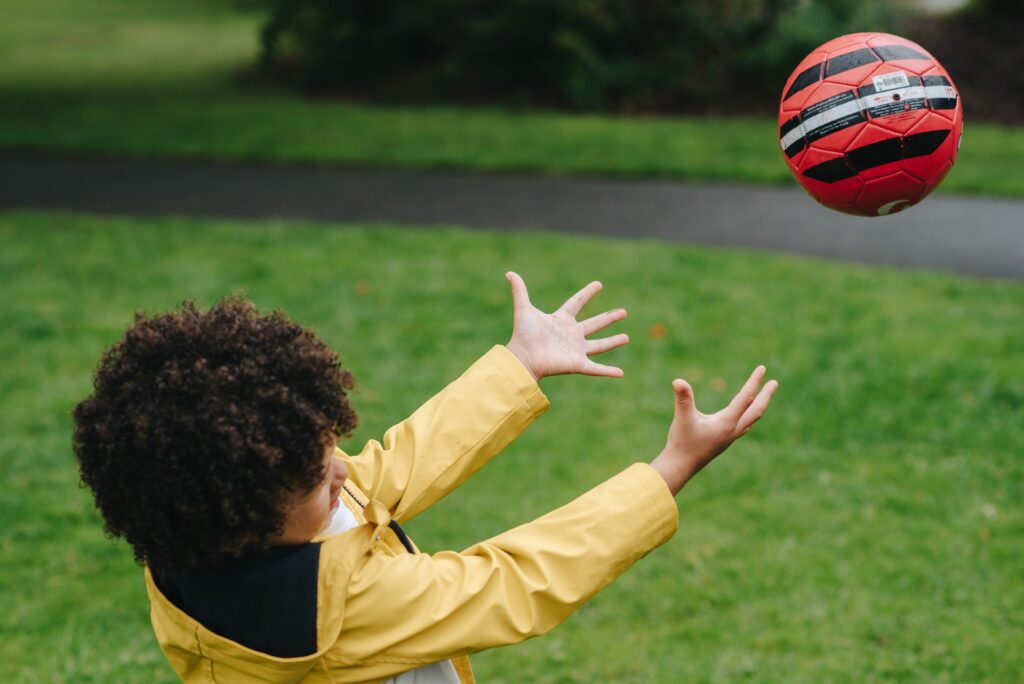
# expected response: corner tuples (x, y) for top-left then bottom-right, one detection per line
(505, 340), (541, 382)
(650, 450), (695, 496)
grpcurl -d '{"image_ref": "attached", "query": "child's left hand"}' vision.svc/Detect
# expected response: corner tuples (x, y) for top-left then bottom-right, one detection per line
(504, 271), (629, 381)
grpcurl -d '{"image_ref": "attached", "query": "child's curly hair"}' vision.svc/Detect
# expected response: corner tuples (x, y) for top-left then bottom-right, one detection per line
(73, 297), (357, 575)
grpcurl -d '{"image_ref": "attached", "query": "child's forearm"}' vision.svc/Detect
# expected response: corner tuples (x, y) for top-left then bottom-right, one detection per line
(344, 346), (549, 521)
(335, 463), (677, 672)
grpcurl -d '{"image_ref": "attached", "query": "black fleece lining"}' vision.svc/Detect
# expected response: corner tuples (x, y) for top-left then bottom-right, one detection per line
(154, 543), (321, 657)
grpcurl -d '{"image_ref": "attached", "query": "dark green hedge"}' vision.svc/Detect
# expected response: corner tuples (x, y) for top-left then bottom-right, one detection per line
(258, 0), (905, 113)
(903, 0), (1024, 122)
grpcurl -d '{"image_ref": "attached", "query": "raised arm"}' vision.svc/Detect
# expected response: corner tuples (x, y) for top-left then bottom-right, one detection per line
(324, 463), (677, 680)
(342, 272), (630, 522)
(341, 345), (548, 522)
(324, 368), (777, 679)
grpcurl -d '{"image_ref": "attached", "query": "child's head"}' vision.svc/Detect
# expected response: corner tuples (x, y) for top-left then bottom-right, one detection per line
(73, 298), (357, 574)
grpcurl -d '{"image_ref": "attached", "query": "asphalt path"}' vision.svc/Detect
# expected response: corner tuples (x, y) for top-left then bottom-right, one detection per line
(1, 154), (1021, 278)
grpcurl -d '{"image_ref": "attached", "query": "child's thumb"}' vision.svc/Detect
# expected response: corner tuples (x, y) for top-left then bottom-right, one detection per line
(506, 271), (531, 311)
(672, 379), (694, 410)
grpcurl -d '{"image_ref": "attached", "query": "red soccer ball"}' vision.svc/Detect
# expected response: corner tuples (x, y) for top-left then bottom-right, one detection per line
(778, 32), (963, 217)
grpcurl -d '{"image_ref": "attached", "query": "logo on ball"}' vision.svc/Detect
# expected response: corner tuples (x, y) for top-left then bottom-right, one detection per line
(876, 199), (913, 216)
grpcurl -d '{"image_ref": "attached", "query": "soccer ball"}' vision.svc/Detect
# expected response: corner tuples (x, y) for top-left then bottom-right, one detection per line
(778, 33), (963, 217)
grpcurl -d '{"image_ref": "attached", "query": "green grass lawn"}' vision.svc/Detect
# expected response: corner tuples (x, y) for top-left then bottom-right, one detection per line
(1, 211), (1021, 682)
(1, 0), (1023, 195)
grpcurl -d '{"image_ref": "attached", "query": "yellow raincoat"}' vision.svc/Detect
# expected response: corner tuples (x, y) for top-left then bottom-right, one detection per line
(145, 346), (678, 682)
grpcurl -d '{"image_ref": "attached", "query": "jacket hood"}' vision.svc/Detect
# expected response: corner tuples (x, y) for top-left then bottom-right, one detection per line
(145, 519), (376, 682)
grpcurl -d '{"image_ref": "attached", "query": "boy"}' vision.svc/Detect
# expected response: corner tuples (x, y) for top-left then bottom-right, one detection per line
(73, 272), (776, 683)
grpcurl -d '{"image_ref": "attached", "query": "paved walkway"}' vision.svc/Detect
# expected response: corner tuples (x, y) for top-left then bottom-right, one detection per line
(1, 154), (1022, 278)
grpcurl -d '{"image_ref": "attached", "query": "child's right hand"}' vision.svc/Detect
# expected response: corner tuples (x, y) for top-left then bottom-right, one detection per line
(650, 366), (778, 496)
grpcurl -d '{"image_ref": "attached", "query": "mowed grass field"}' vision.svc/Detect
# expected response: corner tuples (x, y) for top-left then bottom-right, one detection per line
(1, 212), (1021, 682)
(1, 0), (1024, 195)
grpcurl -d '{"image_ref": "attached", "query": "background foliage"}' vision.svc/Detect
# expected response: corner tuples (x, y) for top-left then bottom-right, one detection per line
(257, 0), (1024, 121)
(258, 0), (907, 112)
(2, 0), (1022, 182)
(903, 0), (1024, 122)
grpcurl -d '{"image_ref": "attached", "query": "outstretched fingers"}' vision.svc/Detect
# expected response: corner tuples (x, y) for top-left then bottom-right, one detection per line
(585, 333), (630, 356)
(580, 308), (627, 336)
(558, 280), (603, 318)
(737, 380), (779, 434)
(580, 359), (625, 378)
(724, 365), (767, 421)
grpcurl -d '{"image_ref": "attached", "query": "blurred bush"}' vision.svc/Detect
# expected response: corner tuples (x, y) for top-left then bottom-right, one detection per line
(258, 0), (907, 113)
(903, 0), (1024, 122)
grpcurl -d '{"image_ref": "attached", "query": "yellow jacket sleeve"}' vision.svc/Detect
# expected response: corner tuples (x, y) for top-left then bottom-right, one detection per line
(342, 345), (548, 523)
(321, 463), (678, 675)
